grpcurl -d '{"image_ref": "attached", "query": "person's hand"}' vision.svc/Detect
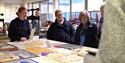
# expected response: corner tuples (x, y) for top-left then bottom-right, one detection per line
(20, 37), (27, 42)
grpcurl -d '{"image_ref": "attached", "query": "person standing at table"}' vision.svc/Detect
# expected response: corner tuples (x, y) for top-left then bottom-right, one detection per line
(47, 10), (75, 43)
(74, 11), (98, 48)
(8, 7), (30, 42)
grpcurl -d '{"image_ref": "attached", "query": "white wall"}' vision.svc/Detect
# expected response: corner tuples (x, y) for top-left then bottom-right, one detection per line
(5, 3), (20, 22)
(0, 0), (55, 28)
(0, 0), (5, 19)
(23, 0), (45, 4)
(0, 0), (5, 27)
(5, 0), (23, 4)
(0, 0), (24, 28)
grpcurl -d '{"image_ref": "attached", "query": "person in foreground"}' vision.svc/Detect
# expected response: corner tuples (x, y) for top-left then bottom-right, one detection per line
(74, 11), (98, 48)
(8, 7), (30, 42)
(47, 10), (75, 43)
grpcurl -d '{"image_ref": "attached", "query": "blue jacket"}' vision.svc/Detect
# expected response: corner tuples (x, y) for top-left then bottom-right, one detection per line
(47, 19), (75, 43)
(8, 18), (31, 42)
(74, 22), (99, 48)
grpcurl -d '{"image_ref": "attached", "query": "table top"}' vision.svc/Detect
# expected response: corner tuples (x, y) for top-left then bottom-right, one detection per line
(4, 38), (98, 63)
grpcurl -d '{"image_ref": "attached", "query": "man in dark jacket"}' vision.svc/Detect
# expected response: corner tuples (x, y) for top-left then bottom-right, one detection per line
(8, 7), (30, 42)
(47, 10), (75, 43)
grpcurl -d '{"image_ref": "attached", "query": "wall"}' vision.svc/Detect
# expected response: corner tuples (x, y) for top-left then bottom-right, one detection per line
(23, 0), (45, 4)
(0, 0), (24, 28)
(0, 0), (5, 27)
(4, 3), (20, 23)
(0, 0), (5, 19)
(0, 0), (46, 28)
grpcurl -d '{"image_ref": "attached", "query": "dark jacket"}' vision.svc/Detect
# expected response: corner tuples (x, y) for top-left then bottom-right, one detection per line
(47, 19), (75, 43)
(74, 22), (98, 48)
(96, 16), (104, 41)
(8, 18), (31, 42)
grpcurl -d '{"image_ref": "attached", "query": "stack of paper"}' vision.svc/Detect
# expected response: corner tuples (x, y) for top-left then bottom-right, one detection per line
(25, 47), (54, 56)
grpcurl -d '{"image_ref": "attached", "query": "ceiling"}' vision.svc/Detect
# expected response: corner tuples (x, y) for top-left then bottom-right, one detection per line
(4, 0), (24, 4)
(3, 0), (47, 4)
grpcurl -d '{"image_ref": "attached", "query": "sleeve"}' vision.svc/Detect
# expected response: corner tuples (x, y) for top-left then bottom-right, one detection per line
(74, 26), (80, 45)
(69, 23), (75, 43)
(47, 24), (54, 40)
(26, 21), (31, 39)
(8, 21), (19, 41)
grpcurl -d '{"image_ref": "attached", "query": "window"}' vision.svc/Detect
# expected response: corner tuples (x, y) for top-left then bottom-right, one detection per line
(40, 1), (47, 14)
(88, 11), (100, 24)
(72, 0), (85, 18)
(48, 0), (53, 20)
(33, 3), (39, 9)
(40, 1), (48, 27)
(33, 3), (39, 15)
(88, 0), (104, 11)
(27, 3), (32, 16)
(58, 0), (70, 20)
(88, 0), (104, 24)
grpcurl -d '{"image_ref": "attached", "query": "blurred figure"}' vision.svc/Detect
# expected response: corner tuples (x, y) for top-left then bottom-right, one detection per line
(96, 4), (104, 41)
(47, 20), (53, 28)
(47, 10), (75, 43)
(8, 7), (30, 42)
(32, 9), (41, 35)
(97, 0), (125, 63)
(35, 9), (41, 17)
(74, 11), (98, 48)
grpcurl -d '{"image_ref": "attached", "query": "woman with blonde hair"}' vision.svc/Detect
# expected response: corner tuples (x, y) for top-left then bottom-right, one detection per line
(74, 11), (98, 48)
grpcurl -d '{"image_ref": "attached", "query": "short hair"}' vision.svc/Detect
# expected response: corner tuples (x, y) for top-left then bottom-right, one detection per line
(55, 10), (62, 16)
(16, 7), (27, 16)
(18, 6), (27, 13)
(100, 4), (104, 11)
